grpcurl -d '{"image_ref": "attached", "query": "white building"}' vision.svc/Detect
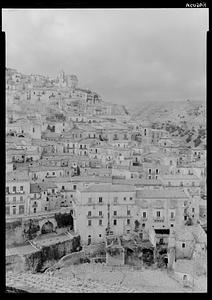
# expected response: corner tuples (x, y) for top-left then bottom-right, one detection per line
(74, 184), (137, 244)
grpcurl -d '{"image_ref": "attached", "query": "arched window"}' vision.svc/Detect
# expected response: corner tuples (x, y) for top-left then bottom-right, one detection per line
(183, 275), (187, 281)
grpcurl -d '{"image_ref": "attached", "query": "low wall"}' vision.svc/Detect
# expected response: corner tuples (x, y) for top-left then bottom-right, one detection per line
(57, 250), (86, 267)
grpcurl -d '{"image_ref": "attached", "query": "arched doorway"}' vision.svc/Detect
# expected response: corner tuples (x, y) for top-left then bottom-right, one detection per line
(41, 221), (54, 234)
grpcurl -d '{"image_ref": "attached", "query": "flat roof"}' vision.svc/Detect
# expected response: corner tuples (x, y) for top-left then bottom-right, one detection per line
(80, 184), (136, 193)
(136, 189), (188, 199)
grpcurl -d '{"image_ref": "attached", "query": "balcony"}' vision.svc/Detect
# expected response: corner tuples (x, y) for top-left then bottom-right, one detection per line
(6, 191), (26, 195)
(154, 217), (165, 222)
(87, 215), (104, 219)
(112, 215), (132, 219)
(141, 217), (148, 221)
(169, 217), (175, 221)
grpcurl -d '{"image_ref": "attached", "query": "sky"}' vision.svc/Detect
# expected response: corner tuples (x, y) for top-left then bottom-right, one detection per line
(2, 9), (208, 107)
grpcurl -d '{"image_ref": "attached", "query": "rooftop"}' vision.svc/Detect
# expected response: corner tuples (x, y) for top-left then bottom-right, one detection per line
(136, 189), (188, 199)
(80, 184), (136, 193)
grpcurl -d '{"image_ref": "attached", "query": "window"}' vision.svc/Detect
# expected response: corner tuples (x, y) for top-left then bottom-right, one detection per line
(99, 219), (103, 226)
(123, 197), (126, 201)
(156, 169), (159, 174)
(20, 196), (23, 202)
(13, 197), (16, 203)
(192, 208), (195, 212)
(113, 197), (118, 204)
(6, 206), (10, 215)
(171, 224), (174, 227)
(6, 187), (9, 194)
(130, 197), (133, 201)
(12, 207), (16, 215)
(88, 197), (92, 204)
(33, 128), (35, 133)
(88, 235), (91, 245)
(88, 220), (92, 226)
(127, 219), (130, 225)
(13, 186), (16, 193)
(20, 186), (23, 191)
(156, 211), (161, 217)
(73, 185), (77, 190)
(62, 186), (65, 190)
(148, 169), (151, 174)
(113, 219), (117, 226)
(114, 211), (117, 216)
(182, 243), (186, 248)
(99, 197), (102, 203)
(52, 172), (55, 176)
(88, 211), (91, 216)
(131, 174), (133, 179)
(19, 205), (24, 214)
(99, 234), (102, 237)
(52, 189), (55, 193)
(171, 211), (175, 219)
(45, 207), (47, 211)
(99, 211), (102, 216)
(180, 182), (183, 187)
(184, 216), (187, 221)
(127, 210), (130, 215)
(6, 197), (9, 203)
(143, 211), (147, 219)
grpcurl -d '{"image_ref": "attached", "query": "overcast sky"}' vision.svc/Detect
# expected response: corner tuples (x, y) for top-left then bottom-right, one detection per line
(2, 9), (208, 106)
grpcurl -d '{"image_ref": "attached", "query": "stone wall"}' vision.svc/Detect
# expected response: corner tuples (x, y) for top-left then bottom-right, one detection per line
(24, 235), (81, 272)
(6, 235), (81, 273)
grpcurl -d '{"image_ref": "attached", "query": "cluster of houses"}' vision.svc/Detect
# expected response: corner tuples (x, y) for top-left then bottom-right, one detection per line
(6, 68), (207, 281)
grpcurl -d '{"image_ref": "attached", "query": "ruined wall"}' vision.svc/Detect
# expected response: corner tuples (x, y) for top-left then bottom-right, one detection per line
(16, 235), (81, 273)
